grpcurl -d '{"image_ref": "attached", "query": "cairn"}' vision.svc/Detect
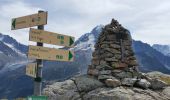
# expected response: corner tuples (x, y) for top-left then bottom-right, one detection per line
(88, 19), (140, 87)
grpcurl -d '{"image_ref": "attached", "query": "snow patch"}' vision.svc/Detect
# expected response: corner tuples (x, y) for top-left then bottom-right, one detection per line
(4, 43), (26, 56)
(74, 34), (95, 51)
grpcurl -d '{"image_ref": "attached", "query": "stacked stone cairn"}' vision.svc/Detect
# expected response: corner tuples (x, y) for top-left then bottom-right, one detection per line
(87, 19), (167, 89)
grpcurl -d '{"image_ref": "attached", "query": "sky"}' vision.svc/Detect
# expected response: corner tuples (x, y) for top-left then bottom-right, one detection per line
(0, 0), (170, 45)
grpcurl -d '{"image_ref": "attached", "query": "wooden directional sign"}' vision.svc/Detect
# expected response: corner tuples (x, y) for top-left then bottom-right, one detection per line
(28, 45), (74, 61)
(29, 28), (74, 47)
(11, 12), (47, 30)
(26, 63), (37, 78)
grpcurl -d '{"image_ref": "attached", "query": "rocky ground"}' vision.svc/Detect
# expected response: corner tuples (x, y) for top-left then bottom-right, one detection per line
(43, 72), (170, 100)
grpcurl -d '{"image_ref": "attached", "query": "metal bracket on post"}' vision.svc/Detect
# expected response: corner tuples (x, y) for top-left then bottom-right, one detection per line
(34, 10), (44, 96)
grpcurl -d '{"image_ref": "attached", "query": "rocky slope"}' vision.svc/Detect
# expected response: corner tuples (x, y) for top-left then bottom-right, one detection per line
(43, 72), (170, 100)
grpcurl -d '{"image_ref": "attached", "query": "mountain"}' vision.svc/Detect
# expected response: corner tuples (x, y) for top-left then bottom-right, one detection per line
(133, 41), (170, 73)
(152, 44), (170, 57)
(0, 25), (170, 99)
(0, 33), (28, 72)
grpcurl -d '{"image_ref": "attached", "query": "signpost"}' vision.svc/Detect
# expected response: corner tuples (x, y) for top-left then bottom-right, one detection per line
(26, 63), (37, 78)
(11, 12), (47, 30)
(29, 28), (74, 47)
(28, 45), (74, 61)
(11, 10), (75, 97)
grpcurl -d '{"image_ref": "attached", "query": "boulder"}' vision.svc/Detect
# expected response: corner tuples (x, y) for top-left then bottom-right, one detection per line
(149, 78), (167, 90)
(121, 78), (137, 86)
(99, 70), (112, 75)
(98, 75), (115, 80)
(73, 75), (104, 92)
(43, 80), (80, 100)
(105, 78), (121, 87)
(135, 79), (151, 89)
(83, 87), (134, 100)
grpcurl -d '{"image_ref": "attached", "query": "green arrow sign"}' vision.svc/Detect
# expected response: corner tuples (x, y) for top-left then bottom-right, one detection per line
(68, 51), (73, 60)
(69, 37), (74, 46)
(12, 19), (16, 29)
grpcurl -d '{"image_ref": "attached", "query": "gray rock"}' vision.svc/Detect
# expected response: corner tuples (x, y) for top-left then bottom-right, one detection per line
(83, 87), (134, 100)
(104, 48), (121, 54)
(91, 59), (100, 65)
(114, 72), (133, 79)
(73, 75), (104, 92)
(121, 78), (137, 86)
(105, 78), (121, 87)
(149, 78), (167, 90)
(162, 87), (170, 97)
(110, 44), (120, 49)
(135, 79), (151, 89)
(99, 70), (111, 75)
(98, 75), (115, 80)
(96, 64), (112, 70)
(43, 80), (80, 100)
(105, 57), (118, 62)
(87, 68), (99, 76)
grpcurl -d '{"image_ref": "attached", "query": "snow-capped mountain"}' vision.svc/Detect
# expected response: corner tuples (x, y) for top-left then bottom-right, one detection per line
(0, 33), (28, 71)
(0, 33), (27, 55)
(74, 25), (104, 51)
(152, 44), (170, 57)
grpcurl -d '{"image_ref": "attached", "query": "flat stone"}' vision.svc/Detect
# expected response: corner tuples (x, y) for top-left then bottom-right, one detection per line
(104, 48), (121, 54)
(98, 64), (113, 70)
(114, 72), (133, 79)
(110, 44), (121, 49)
(121, 78), (137, 86)
(91, 59), (100, 65)
(101, 44), (109, 48)
(105, 78), (121, 87)
(112, 69), (123, 73)
(87, 68), (99, 76)
(127, 56), (136, 60)
(106, 34), (116, 41)
(129, 60), (138, 66)
(100, 52), (114, 58)
(99, 70), (112, 75)
(114, 54), (121, 59)
(99, 60), (107, 65)
(105, 57), (118, 62)
(98, 75), (115, 80)
(112, 62), (128, 69)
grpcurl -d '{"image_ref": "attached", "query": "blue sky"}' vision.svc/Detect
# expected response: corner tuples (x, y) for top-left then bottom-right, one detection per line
(0, 0), (170, 45)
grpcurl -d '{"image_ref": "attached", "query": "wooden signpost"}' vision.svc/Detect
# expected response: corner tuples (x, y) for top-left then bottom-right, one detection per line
(29, 28), (74, 47)
(26, 63), (37, 78)
(11, 10), (75, 96)
(28, 45), (74, 61)
(11, 12), (47, 30)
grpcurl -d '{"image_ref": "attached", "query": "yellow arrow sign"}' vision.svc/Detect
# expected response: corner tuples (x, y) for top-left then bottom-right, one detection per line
(26, 63), (37, 78)
(11, 12), (47, 30)
(29, 28), (75, 47)
(27, 45), (74, 61)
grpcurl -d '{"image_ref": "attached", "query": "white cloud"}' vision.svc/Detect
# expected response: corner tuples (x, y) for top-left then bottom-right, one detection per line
(0, 0), (170, 45)
(0, 1), (41, 45)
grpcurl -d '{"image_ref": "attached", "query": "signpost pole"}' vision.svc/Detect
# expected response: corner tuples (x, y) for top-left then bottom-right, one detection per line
(34, 10), (44, 96)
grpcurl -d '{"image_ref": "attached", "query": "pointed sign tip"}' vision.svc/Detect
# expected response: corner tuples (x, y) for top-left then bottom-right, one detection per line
(69, 37), (74, 46)
(68, 51), (73, 60)
(12, 19), (16, 29)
